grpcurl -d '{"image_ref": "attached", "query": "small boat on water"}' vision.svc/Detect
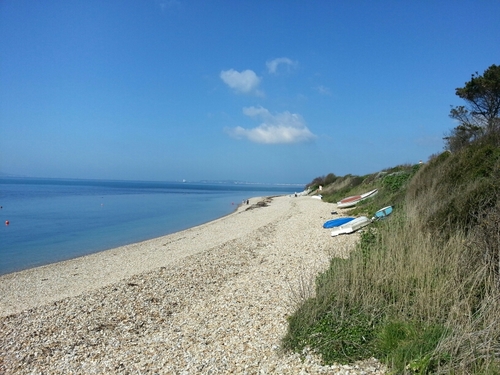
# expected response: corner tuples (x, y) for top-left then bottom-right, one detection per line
(336, 189), (378, 208)
(323, 217), (355, 228)
(331, 216), (371, 236)
(372, 206), (393, 220)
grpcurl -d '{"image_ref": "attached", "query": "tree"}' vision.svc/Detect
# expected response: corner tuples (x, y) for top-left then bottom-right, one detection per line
(446, 64), (500, 151)
(324, 173), (337, 185)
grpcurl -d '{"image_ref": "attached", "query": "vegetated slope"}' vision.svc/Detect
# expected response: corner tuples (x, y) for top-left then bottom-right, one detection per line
(307, 163), (421, 217)
(283, 133), (500, 374)
(408, 135), (500, 238)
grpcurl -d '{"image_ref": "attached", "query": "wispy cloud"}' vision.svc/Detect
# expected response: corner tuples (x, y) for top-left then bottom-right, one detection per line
(266, 57), (298, 74)
(315, 85), (331, 95)
(226, 106), (316, 144)
(220, 69), (262, 95)
(158, 0), (181, 11)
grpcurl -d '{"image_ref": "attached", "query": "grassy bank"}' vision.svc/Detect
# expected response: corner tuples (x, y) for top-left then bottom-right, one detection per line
(283, 132), (500, 374)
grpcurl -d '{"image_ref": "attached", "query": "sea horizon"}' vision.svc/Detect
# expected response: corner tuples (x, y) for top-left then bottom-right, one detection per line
(0, 174), (306, 186)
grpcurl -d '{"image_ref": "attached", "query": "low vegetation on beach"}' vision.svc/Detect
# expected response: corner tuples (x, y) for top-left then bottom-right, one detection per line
(283, 65), (500, 374)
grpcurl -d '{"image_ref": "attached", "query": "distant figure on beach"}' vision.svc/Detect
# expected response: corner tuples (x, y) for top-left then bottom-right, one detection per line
(246, 199), (249, 205)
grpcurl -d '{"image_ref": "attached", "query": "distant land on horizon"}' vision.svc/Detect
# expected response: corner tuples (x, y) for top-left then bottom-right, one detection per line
(0, 173), (306, 187)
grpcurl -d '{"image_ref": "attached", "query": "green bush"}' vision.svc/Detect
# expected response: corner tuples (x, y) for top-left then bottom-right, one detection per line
(324, 173), (337, 185)
(284, 132), (500, 374)
(309, 308), (377, 364)
(382, 164), (421, 193)
(374, 321), (448, 374)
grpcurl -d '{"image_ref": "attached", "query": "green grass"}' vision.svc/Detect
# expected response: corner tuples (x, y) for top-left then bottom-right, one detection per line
(284, 133), (500, 374)
(285, 306), (378, 365)
(374, 321), (448, 374)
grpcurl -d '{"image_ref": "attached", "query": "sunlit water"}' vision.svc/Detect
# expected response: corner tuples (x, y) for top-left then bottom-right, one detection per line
(0, 178), (299, 275)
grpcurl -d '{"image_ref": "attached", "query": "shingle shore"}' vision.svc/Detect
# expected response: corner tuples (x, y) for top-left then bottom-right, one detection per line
(0, 196), (386, 374)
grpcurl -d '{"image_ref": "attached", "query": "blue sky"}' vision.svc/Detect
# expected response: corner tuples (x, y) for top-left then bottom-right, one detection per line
(1, 1), (499, 184)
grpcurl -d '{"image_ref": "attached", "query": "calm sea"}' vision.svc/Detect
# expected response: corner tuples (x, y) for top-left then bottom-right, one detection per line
(0, 178), (300, 275)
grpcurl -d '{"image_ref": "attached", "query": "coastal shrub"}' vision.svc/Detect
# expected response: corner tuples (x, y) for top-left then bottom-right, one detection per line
(406, 151), (450, 202)
(381, 163), (421, 193)
(306, 173), (338, 191)
(306, 175), (326, 191)
(347, 178), (410, 219)
(284, 287), (379, 364)
(374, 320), (448, 374)
(284, 133), (500, 373)
(430, 202), (500, 374)
(316, 174), (370, 203)
(407, 138), (500, 241)
(284, 207), (470, 372)
(323, 173), (337, 186)
(382, 172), (409, 193)
(322, 163), (420, 214)
(286, 69), (500, 372)
(307, 307), (377, 364)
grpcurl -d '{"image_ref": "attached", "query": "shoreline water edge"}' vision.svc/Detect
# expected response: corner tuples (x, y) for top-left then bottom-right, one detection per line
(0, 178), (300, 275)
(0, 195), (386, 374)
(0, 196), (264, 316)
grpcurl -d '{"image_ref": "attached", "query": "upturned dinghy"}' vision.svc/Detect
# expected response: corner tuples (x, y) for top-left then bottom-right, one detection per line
(323, 217), (355, 228)
(336, 194), (362, 208)
(336, 189), (378, 208)
(331, 216), (371, 236)
(372, 206), (393, 220)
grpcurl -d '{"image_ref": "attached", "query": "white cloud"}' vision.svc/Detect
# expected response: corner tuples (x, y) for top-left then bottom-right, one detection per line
(226, 106), (316, 144)
(220, 69), (261, 94)
(315, 85), (331, 95)
(158, 0), (180, 11)
(266, 57), (297, 74)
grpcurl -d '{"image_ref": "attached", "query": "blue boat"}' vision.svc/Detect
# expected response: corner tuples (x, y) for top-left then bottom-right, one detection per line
(323, 217), (355, 228)
(372, 206), (393, 220)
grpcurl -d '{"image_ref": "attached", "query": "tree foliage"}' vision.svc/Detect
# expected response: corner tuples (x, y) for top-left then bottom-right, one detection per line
(446, 64), (500, 152)
(306, 173), (337, 189)
(324, 173), (337, 185)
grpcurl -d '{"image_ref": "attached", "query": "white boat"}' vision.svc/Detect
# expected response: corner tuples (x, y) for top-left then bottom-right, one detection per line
(331, 216), (371, 236)
(336, 189), (378, 208)
(336, 194), (362, 208)
(311, 195), (322, 200)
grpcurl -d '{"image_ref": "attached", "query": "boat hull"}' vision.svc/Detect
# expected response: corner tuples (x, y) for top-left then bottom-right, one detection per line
(331, 216), (371, 236)
(336, 189), (378, 208)
(372, 206), (393, 220)
(323, 217), (355, 228)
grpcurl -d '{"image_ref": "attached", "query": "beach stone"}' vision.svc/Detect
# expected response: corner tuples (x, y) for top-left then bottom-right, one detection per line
(0, 196), (385, 374)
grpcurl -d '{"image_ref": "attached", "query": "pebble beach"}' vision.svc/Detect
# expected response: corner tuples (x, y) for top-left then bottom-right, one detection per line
(0, 195), (386, 374)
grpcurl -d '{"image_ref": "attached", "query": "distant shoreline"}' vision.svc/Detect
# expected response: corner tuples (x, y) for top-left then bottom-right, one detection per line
(0, 175), (305, 187)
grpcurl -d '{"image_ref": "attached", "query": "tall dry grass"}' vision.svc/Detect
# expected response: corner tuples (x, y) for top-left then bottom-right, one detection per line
(432, 202), (500, 374)
(284, 139), (500, 373)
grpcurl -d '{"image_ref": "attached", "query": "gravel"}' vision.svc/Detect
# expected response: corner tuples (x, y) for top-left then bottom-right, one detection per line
(0, 196), (386, 374)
